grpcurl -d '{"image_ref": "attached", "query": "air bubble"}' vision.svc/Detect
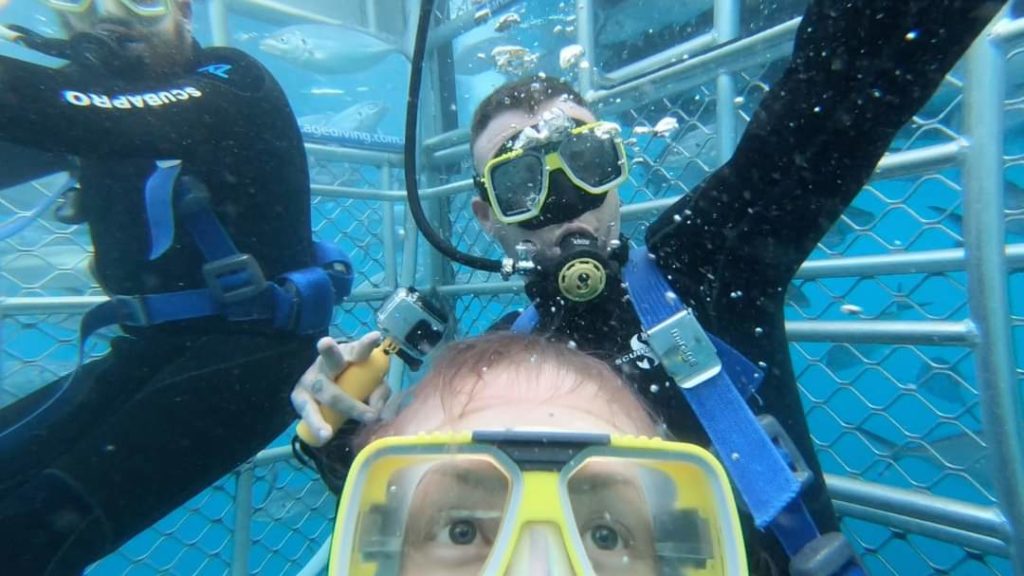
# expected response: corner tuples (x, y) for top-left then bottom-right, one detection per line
(730, 290), (743, 299)
(567, 340), (578, 350)
(754, 327), (764, 336)
(649, 384), (660, 394)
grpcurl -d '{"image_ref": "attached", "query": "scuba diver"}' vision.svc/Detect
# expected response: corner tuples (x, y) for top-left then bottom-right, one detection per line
(331, 331), (750, 576)
(293, 0), (1005, 574)
(0, 1), (352, 574)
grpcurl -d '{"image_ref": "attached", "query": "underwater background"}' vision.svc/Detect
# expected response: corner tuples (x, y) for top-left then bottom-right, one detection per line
(1, 0), (1022, 574)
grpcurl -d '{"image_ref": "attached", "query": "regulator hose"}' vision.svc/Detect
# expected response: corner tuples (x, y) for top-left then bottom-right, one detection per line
(404, 0), (502, 272)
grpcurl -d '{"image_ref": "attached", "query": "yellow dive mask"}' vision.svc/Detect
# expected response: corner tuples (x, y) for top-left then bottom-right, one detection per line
(329, 430), (748, 576)
(42, 0), (173, 18)
(475, 121), (629, 227)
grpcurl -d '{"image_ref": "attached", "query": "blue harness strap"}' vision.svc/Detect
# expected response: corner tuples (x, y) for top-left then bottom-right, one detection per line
(80, 162), (353, 344)
(512, 247), (864, 576)
(623, 247), (864, 576)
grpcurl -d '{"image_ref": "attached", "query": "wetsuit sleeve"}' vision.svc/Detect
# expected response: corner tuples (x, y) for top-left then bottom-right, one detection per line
(0, 47), (277, 159)
(645, 0), (1004, 290)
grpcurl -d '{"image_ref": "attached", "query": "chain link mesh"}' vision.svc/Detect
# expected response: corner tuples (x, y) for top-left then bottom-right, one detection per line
(0, 5), (1019, 576)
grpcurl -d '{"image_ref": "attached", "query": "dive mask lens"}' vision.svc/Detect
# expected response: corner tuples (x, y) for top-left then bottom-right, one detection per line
(43, 0), (91, 12)
(559, 126), (628, 190)
(487, 152), (548, 223)
(121, 0), (171, 17)
(43, 0), (171, 17)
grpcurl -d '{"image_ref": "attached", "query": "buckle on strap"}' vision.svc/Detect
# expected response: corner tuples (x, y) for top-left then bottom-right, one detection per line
(790, 532), (861, 576)
(645, 309), (722, 388)
(759, 414), (814, 490)
(202, 254), (267, 304)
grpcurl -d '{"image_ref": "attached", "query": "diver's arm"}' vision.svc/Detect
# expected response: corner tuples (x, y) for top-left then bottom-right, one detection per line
(646, 0), (1003, 288)
(0, 48), (280, 158)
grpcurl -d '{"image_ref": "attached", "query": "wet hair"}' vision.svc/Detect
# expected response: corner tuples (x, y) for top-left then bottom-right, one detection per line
(353, 331), (663, 450)
(470, 75), (589, 152)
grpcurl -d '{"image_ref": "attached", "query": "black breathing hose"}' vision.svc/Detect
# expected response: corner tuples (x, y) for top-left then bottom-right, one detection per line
(404, 0), (503, 272)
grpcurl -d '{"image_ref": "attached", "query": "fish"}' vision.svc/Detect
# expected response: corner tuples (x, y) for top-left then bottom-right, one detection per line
(593, 0), (713, 47)
(925, 179), (1024, 238)
(252, 481), (336, 524)
(298, 101), (389, 133)
(259, 24), (408, 75)
(926, 206), (1024, 238)
(912, 357), (972, 406)
(820, 205), (875, 249)
(821, 343), (886, 373)
(859, 427), (992, 493)
(786, 283), (811, 309)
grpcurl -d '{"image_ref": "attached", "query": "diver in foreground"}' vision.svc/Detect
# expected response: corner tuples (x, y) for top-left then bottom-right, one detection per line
(331, 331), (751, 575)
(0, 1), (352, 574)
(294, 0), (1005, 574)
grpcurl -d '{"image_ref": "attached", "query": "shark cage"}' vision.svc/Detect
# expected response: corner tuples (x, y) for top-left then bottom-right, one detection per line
(0, 0), (1022, 574)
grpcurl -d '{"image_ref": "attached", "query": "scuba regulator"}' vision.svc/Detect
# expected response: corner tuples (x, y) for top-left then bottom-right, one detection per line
(295, 287), (449, 447)
(1, 23), (139, 75)
(403, 0), (625, 305)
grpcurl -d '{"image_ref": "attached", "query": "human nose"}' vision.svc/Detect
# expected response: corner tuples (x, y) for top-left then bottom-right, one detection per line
(505, 523), (575, 576)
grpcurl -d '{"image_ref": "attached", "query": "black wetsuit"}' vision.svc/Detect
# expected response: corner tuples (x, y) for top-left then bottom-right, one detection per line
(503, 0), (1004, 573)
(0, 41), (320, 574)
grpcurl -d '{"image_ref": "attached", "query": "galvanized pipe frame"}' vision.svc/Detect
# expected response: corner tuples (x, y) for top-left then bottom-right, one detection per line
(961, 13), (1024, 573)
(418, 7), (1024, 573)
(827, 474), (1011, 558)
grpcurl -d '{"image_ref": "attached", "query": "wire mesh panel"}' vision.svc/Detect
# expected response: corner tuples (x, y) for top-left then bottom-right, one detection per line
(2, 2), (1022, 576)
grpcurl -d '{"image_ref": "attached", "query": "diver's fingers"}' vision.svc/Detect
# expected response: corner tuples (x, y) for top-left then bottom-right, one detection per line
(340, 331), (383, 363)
(291, 387), (333, 443)
(316, 378), (377, 423)
(316, 336), (348, 377)
(367, 383), (392, 413)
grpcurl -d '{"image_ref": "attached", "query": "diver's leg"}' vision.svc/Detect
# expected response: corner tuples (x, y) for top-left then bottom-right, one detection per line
(0, 331), (317, 574)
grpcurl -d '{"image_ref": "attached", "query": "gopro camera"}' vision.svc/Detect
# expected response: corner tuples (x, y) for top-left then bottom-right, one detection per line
(376, 287), (449, 371)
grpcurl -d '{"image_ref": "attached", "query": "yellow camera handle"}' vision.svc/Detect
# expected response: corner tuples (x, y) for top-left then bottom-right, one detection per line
(295, 338), (400, 447)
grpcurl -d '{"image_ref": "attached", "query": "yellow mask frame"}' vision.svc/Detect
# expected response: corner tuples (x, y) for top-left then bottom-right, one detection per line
(41, 0), (173, 18)
(329, 430), (748, 576)
(477, 121), (630, 226)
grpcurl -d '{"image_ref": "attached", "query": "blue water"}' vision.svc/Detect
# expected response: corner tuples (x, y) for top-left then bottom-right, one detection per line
(1, 1), (1021, 574)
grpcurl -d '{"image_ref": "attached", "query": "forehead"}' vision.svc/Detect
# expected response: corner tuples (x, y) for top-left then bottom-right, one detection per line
(389, 361), (658, 437)
(472, 99), (598, 172)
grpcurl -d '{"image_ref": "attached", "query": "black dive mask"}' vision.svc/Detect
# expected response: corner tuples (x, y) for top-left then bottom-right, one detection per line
(525, 232), (627, 304)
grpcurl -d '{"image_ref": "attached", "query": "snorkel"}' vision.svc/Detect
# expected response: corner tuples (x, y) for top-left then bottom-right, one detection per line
(404, 2), (623, 304)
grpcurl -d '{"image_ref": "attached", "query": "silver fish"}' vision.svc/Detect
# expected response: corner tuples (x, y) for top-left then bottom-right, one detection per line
(860, 427), (992, 493)
(821, 205), (875, 249)
(926, 206), (1024, 239)
(786, 283), (811, 309)
(259, 24), (407, 75)
(298, 101), (389, 133)
(912, 357), (976, 407)
(821, 344), (884, 373)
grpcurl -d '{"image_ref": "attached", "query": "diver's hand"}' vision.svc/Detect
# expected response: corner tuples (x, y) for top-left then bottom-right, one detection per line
(291, 331), (391, 444)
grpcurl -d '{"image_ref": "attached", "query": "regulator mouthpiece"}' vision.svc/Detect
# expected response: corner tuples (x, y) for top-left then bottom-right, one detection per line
(549, 233), (608, 303)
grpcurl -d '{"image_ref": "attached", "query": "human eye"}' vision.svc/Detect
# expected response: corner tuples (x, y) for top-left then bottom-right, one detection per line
(580, 516), (633, 554)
